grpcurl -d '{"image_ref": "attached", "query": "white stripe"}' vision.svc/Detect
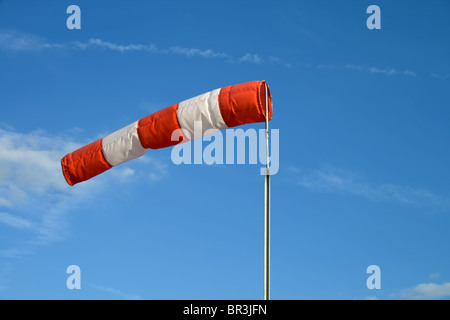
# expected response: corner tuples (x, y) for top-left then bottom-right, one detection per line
(101, 121), (148, 167)
(176, 88), (228, 140)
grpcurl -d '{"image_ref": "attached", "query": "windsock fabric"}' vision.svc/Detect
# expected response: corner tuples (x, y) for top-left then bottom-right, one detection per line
(61, 80), (272, 186)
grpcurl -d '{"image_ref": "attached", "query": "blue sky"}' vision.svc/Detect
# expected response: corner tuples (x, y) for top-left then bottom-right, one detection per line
(0, 0), (449, 300)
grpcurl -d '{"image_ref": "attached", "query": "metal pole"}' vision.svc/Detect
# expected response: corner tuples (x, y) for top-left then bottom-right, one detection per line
(264, 82), (270, 300)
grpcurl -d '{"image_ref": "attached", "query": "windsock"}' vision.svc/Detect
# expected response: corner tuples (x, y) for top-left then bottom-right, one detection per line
(61, 80), (272, 186)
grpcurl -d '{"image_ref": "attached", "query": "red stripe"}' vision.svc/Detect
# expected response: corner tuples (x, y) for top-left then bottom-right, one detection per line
(61, 139), (112, 186)
(137, 103), (186, 149)
(218, 80), (272, 128)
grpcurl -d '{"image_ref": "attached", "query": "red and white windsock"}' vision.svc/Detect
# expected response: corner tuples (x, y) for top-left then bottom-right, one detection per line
(61, 80), (272, 186)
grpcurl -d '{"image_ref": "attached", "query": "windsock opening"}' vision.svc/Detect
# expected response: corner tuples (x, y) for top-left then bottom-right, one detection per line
(218, 80), (272, 128)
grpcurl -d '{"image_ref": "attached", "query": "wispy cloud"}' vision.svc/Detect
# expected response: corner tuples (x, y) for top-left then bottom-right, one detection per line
(90, 284), (143, 300)
(0, 212), (33, 229)
(75, 38), (159, 53)
(268, 56), (293, 68)
(169, 45), (230, 60)
(304, 62), (419, 78)
(0, 127), (90, 250)
(363, 295), (380, 300)
(343, 64), (416, 77)
(3, 29), (442, 77)
(134, 156), (169, 182)
(429, 272), (441, 279)
(77, 39), (267, 65)
(0, 126), (167, 258)
(430, 72), (450, 80)
(399, 282), (450, 300)
(0, 29), (64, 52)
(362, 280), (450, 300)
(0, 29), (262, 65)
(291, 166), (450, 210)
(238, 53), (263, 64)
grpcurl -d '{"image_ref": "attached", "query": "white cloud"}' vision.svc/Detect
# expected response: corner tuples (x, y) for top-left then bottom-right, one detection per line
(0, 212), (33, 229)
(1, 29), (424, 76)
(0, 29), (279, 67)
(400, 282), (450, 300)
(169, 46), (230, 59)
(109, 167), (136, 183)
(0, 197), (11, 208)
(0, 129), (75, 193)
(268, 56), (293, 68)
(294, 166), (450, 209)
(90, 284), (142, 300)
(238, 53), (263, 64)
(0, 128), (88, 249)
(0, 29), (63, 52)
(344, 64), (416, 77)
(306, 63), (417, 77)
(363, 295), (380, 300)
(0, 127), (168, 256)
(77, 38), (159, 53)
(430, 73), (450, 80)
